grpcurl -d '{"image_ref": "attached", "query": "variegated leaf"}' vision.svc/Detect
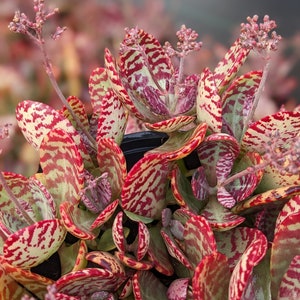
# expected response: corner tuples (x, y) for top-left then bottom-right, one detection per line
(241, 110), (300, 154)
(90, 199), (119, 230)
(40, 128), (84, 207)
(148, 122), (207, 161)
(119, 28), (173, 121)
(96, 90), (128, 145)
(114, 251), (153, 270)
(97, 137), (127, 199)
(278, 255), (300, 299)
(60, 201), (99, 240)
(58, 240), (88, 274)
(3, 219), (66, 268)
(197, 67), (222, 133)
(222, 71), (262, 141)
(0, 256), (54, 299)
(28, 176), (56, 220)
(271, 210), (300, 298)
(214, 38), (250, 92)
(135, 221), (150, 261)
(201, 196), (245, 230)
(56, 268), (125, 297)
(86, 251), (125, 276)
(60, 96), (90, 132)
(171, 166), (206, 213)
(16, 100), (91, 164)
(215, 227), (267, 272)
(192, 252), (230, 300)
(229, 230), (268, 300)
(105, 48), (144, 120)
(231, 185), (300, 214)
(147, 225), (174, 276)
(197, 133), (240, 186)
(132, 270), (168, 300)
(226, 152), (264, 203)
(112, 211), (127, 253)
(89, 67), (111, 109)
(167, 278), (189, 300)
(161, 227), (192, 270)
(184, 214), (217, 269)
(121, 153), (171, 219)
(145, 115), (196, 133)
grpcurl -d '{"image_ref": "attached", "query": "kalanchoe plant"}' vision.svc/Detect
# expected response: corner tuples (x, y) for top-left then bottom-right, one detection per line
(1, 0), (300, 299)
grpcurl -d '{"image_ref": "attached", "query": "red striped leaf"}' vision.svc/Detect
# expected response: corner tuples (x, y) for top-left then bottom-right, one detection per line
(192, 252), (230, 300)
(3, 219), (66, 268)
(121, 153), (171, 220)
(40, 128), (84, 207)
(184, 214), (217, 269)
(197, 67), (222, 133)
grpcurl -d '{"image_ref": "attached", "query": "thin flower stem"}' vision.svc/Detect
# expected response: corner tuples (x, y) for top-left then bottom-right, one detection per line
(37, 38), (97, 151)
(0, 172), (34, 226)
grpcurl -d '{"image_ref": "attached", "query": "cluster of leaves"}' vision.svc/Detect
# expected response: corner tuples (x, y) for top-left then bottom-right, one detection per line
(1, 2), (300, 299)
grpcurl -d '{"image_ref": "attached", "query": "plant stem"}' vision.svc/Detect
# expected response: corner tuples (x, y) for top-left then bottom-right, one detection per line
(0, 172), (34, 226)
(38, 39), (97, 151)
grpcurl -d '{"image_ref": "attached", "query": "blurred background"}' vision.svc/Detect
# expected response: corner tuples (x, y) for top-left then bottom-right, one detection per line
(0, 0), (300, 174)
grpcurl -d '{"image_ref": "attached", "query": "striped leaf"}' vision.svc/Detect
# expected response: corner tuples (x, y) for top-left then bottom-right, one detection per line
(148, 122), (207, 161)
(271, 210), (300, 298)
(222, 71), (262, 141)
(197, 67), (222, 133)
(97, 138), (127, 199)
(192, 252), (230, 300)
(40, 128), (84, 207)
(114, 251), (153, 271)
(214, 38), (250, 92)
(3, 219), (66, 268)
(184, 214), (217, 269)
(121, 154), (171, 219)
(241, 110), (300, 154)
(132, 271), (168, 300)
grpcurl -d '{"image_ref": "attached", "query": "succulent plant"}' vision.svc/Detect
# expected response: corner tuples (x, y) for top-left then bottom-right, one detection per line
(1, 1), (300, 299)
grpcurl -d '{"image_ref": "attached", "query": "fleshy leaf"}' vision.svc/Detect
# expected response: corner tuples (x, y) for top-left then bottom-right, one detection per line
(86, 251), (126, 276)
(241, 110), (300, 154)
(229, 229), (268, 300)
(60, 201), (99, 240)
(3, 219), (66, 268)
(192, 252), (230, 300)
(96, 90), (128, 145)
(201, 196), (245, 230)
(40, 127), (84, 207)
(97, 137), (127, 198)
(56, 268), (125, 297)
(213, 38), (250, 92)
(148, 122), (207, 161)
(222, 71), (262, 141)
(114, 251), (153, 270)
(132, 271), (168, 300)
(184, 214), (217, 269)
(232, 185), (300, 214)
(112, 211), (127, 253)
(167, 278), (189, 300)
(278, 255), (300, 299)
(0, 256), (54, 299)
(270, 210), (300, 298)
(121, 153), (171, 219)
(16, 100), (91, 164)
(145, 115), (196, 133)
(215, 227), (267, 272)
(197, 133), (240, 186)
(135, 221), (150, 261)
(147, 225), (174, 276)
(90, 199), (119, 230)
(196, 67), (222, 133)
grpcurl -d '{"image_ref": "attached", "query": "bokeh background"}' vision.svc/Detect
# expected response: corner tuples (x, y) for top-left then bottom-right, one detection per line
(0, 0), (300, 174)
